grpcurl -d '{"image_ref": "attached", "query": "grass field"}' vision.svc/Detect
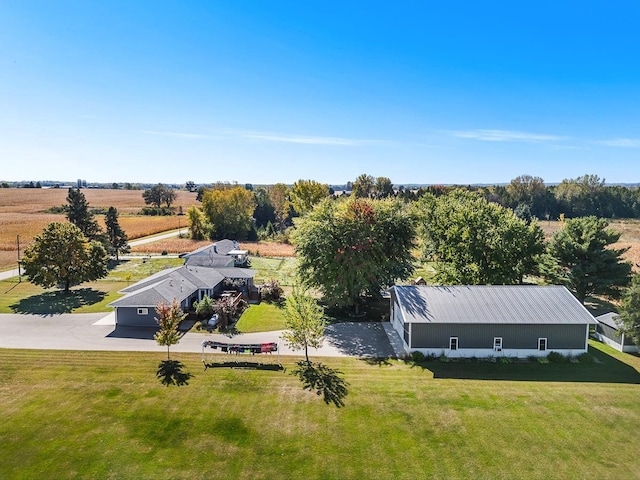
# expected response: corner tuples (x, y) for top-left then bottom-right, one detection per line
(0, 257), (183, 314)
(235, 302), (287, 332)
(0, 343), (638, 479)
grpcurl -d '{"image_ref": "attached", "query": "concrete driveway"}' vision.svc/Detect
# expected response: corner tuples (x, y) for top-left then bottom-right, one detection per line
(0, 313), (404, 358)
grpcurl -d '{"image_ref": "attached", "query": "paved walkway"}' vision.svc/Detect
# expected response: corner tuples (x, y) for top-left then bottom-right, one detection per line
(0, 313), (406, 359)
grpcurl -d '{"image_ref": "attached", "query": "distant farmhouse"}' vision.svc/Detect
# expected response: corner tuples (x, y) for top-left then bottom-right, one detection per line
(594, 313), (639, 353)
(390, 285), (596, 358)
(109, 240), (255, 327)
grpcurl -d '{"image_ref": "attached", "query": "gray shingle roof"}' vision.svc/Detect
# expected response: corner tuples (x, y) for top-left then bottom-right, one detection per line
(393, 285), (597, 325)
(110, 265), (253, 308)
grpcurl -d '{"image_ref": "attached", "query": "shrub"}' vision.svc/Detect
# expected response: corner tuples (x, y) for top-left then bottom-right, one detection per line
(410, 351), (425, 363)
(577, 352), (594, 363)
(537, 356), (550, 364)
(260, 280), (283, 302)
(438, 353), (450, 363)
(194, 295), (215, 319)
(498, 356), (512, 364)
(547, 351), (568, 363)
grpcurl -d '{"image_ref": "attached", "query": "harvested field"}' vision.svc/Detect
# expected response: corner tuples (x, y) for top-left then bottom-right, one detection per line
(130, 237), (296, 257)
(0, 188), (200, 270)
(0, 188), (198, 215)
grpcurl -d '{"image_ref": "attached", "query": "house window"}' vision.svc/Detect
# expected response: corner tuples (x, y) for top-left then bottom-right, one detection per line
(449, 337), (458, 350)
(538, 338), (547, 351)
(137, 308), (148, 315)
(493, 337), (502, 351)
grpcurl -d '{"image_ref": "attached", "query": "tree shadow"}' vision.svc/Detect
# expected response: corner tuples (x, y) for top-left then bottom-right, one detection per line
(9, 288), (106, 314)
(156, 360), (192, 386)
(291, 361), (349, 407)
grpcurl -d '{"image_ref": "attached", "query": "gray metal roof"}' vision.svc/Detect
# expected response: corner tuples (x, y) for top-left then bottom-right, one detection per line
(596, 312), (622, 330)
(183, 239), (237, 258)
(393, 285), (597, 325)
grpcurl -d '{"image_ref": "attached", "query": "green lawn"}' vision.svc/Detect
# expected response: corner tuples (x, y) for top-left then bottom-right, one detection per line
(250, 256), (297, 286)
(0, 257), (183, 314)
(0, 343), (639, 479)
(235, 302), (287, 332)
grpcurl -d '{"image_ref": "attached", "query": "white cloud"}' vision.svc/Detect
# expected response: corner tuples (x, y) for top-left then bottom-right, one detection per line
(450, 129), (566, 143)
(237, 131), (382, 146)
(596, 138), (640, 148)
(143, 130), (209, 139)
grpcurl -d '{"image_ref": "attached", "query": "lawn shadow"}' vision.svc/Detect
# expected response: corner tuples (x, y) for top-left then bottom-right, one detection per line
(291, 360), (349, 407)
(10, 288), (106, 314)
(412, 345), (640, 384)
(157, 360), (192, 386)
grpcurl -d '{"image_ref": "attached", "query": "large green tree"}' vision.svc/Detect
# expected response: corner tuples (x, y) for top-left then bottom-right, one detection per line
(143, 184), (177, 208)
(66, 188), (102, 240)
(186, 205), (209, 240)
(616, 274), (640, 347)
(417, 189), (545, 285)
(104, 207), (130, 260)
(541, 216), (631, 303)
(294, 198), (415, 313)
(290, 179), (329, 216)
(282, 289), (326, 363)
(201, 186), (256, 240)
(21, 222), (109, 292)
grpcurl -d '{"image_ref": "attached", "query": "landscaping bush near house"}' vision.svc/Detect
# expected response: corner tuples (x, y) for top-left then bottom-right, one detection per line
(577, 352), (595, 363)
(194, 295), (215, 319)
(547, 351), (569, 363)
(260, 279), (283, 302)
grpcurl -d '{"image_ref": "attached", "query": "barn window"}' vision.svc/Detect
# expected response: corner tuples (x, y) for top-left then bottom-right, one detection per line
(538, 338), (547, 351)
(137, 308), (148, 315)
(449, 337), (458, 350)
(493, 337), (502, 351)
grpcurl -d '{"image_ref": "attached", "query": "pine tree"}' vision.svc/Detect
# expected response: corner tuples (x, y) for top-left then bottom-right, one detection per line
(66, 188), (103, 240)
(105, 207), (130, 260)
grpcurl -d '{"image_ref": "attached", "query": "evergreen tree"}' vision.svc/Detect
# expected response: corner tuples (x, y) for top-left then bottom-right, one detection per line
(104, 207), (130, 260)
(66, 188), (103, 240)
(541, 216), (632, 303)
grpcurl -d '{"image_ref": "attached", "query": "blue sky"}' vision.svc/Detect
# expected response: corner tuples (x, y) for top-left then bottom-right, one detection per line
(1, 1), (639, 185)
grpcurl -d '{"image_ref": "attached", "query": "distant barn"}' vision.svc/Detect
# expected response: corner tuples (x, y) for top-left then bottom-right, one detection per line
(594, 312), (639, 353)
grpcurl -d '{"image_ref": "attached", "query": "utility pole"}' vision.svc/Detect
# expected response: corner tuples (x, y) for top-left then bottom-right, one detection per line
(17, 234), (21, 282)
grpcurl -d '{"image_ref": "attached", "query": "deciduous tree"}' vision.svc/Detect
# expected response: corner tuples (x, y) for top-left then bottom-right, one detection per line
(201, 186), (255, 239)
(21, 222), (109, 292)
(282, 289), (326, 363)
(186, 205), (209, 240)
(143, 184), (177, 208)
(417, 190), (544, 285)
(154, 299), (186, 360)
(541, 216), (631, 303)
(294, 198), (415, 313)
(290, 179), (329, 216)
